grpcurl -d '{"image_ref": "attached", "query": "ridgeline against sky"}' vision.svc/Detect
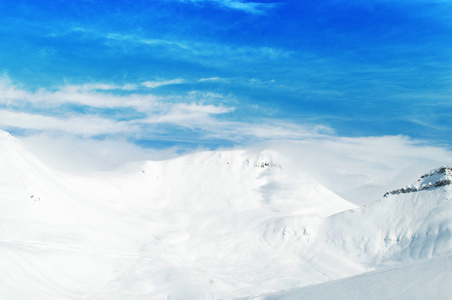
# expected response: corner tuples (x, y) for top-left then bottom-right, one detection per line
(0, 0), (451, 149)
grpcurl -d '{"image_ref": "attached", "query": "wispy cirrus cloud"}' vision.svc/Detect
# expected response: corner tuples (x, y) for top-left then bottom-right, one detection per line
(101, 31), (190, 52)
(67, 27), (292, 64)
(175, 0), (276, 14)
(139, 103), (236, 130)
(63, 83), (138, 92)
(0, 78), (157, 110)
(142, 79), (185, 89)
(198, 77), (227, 82)
(0, 110), (135, 137)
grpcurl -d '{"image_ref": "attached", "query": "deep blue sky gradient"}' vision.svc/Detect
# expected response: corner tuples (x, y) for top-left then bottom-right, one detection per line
(1, 0), (451, 149)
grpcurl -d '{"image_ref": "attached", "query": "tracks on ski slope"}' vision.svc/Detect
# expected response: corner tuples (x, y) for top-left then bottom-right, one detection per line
(0, 238), (155, 260)
(0, 238), (165, 299)
(82, 259), (140, 300)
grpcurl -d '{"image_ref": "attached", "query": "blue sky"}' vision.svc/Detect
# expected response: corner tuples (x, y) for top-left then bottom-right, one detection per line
(1, 0), (452, 151)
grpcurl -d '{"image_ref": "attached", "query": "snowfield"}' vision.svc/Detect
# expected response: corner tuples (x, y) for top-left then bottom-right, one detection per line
(1, 129), (451, 299)
(245, 252), (452, 300)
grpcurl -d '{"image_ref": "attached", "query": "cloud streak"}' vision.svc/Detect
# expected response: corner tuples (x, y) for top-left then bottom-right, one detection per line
(67, 27), (292, 64)
(142, 79), (185, 89)
(0, 110), (135, 137)
(0, 78), (157, 110)
(175, 0), (275, 14)
(0, 76), (326, 143)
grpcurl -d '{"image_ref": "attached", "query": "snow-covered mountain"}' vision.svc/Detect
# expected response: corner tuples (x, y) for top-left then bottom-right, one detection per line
(0, 130), (355, 299)
(1, 129), (451, 299)
(324, 166), (452, 266)
(247, 166), (452, 299)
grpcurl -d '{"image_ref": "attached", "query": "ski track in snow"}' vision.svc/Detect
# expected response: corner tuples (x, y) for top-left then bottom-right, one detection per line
(0, 239), (154, 260)
(83, 259), (141, 300)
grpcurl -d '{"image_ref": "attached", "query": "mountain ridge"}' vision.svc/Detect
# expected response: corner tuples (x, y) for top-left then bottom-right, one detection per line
(383, 166), (452, 197)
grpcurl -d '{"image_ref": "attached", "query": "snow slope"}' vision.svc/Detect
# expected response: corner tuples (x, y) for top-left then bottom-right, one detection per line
(245, 252), (452, 300)
(0, 130), (356, 299)
(318, 166), (452, 268)
(247, 167), (452, 299)
(1, 129), (451, 299)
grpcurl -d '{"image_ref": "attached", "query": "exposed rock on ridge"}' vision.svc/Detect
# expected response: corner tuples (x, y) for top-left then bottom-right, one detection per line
(384, 166), (452, 197)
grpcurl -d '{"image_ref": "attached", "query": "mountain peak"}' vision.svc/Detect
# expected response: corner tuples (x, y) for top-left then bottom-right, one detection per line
(383, 166), (452, 197)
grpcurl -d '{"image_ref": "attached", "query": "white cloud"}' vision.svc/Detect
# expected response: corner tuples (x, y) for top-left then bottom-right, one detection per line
(0, 77), (159, 110)
(68, 27), (291, 64)
(174, 103), (234, 114)
(249, 78), (276, 86)
(198, 77), (226, 82)
(0, 77), (247, 140)
(104, 32), (189, 49)
(19, 133), (178, 173)
(219, 121), (328, 140)
(0, 77), (29, 104)
(0, 110), (135, 137)
(0, 77), (337, 144)
(63, 83), (138, 92)
(139, 103), (235, 131)
(177, 0), (275, 14)
(142, 79), (185, 89)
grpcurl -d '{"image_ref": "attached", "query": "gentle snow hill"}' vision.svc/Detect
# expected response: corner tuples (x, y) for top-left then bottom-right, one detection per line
(245, 252), (452, 300)
(0, 130), (358, 299)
